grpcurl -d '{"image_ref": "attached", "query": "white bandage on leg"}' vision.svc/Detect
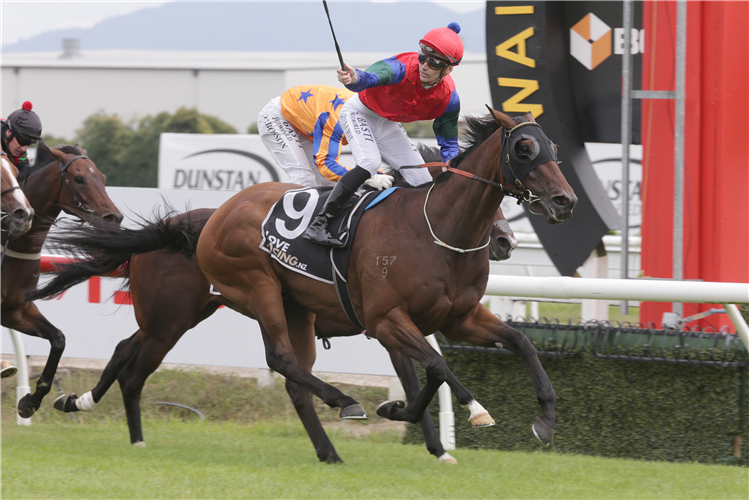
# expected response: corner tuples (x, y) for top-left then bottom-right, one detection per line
(75, 391), (97, 411)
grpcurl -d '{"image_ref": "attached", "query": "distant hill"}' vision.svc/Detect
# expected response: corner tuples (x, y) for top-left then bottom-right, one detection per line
(4, 2), (486, 54)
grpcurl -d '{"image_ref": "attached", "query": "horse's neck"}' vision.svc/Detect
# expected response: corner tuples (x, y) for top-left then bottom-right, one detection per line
(428, 133), (505, 249)
(10, 166), (62, 253)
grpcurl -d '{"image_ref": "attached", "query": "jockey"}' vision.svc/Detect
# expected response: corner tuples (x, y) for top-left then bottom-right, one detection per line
(1, 101), (43, 172)
(258, 84), (393, 189)
(304, 23), (463, 247)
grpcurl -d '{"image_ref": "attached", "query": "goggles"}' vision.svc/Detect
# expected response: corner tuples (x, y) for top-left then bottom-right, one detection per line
(7, 122), (37, 147)
(13, 132), (36, 147)
(418, 51), (450, 71)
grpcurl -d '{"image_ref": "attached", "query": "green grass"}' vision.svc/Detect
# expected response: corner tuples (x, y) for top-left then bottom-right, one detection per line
(3, 419), (747, 499)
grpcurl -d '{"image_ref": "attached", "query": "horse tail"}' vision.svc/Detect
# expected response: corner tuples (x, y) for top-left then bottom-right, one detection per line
(26, 211), (207, 302)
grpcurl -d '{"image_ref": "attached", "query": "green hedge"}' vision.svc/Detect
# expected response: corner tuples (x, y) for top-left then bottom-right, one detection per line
(405, 349), (748, 465)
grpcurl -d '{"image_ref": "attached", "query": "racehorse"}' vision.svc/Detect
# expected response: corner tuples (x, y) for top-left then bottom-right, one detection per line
(32, 202), (515, 464)
(33, 109), (575, 448)
(2, 141), (122, 418)
(1, 153), (34, 239)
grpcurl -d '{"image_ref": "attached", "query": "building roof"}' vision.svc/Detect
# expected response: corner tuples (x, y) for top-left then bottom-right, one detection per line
(1, 49), (487, 71)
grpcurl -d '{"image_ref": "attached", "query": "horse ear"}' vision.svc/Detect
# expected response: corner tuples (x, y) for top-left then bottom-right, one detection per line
(485, 105), (515, 129)
(524, 111), (536, 122)
(47, 144), (66, 163)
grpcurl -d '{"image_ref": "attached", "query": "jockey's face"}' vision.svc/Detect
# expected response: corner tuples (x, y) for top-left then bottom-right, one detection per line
(418, 58), (453, 86)
(4, 129), (28, 157)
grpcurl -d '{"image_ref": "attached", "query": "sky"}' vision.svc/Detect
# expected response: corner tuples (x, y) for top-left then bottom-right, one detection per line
(0, 0), (484, 47)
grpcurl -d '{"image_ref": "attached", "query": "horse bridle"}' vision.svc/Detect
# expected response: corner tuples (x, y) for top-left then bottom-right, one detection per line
(439, 121), (558, 206)
(55, 154), (96, 216)
(419, 120), (558, 253)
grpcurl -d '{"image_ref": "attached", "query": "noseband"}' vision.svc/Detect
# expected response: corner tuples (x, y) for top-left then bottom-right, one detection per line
(55, 155), (95, 215)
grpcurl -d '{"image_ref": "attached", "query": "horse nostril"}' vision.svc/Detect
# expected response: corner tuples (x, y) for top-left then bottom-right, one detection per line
(12, 208), (28, 221)
(496, 238), (511, 250)
(552, 196), (569, 207)
(104, 212), (124, 225)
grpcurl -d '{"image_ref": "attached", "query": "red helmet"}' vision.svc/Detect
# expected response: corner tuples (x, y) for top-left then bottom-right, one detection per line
(419, 22), (463, 65)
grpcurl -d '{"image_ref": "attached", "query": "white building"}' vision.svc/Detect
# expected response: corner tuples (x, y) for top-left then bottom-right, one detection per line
(1, 45), (493, 139)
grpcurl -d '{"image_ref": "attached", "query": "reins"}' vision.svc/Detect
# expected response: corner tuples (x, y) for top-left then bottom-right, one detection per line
(403, 121), (550, 254)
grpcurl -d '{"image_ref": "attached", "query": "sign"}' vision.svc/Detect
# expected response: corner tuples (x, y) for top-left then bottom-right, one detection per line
(158, 134), (287, 190)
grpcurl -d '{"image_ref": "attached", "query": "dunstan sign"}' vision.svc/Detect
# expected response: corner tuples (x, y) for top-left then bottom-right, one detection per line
(158, 134), (284, 191)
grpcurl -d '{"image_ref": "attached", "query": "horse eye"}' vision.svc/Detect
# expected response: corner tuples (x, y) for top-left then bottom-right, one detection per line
(516, 142), (532, 157)
(74, 175), (86, 184)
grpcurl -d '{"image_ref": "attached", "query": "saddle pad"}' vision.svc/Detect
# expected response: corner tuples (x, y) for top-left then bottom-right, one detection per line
(260, 186), (380, 284)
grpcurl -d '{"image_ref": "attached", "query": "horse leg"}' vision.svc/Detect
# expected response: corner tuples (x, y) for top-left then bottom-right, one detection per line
(441, 304), (557, 446)
(221, 276), (365, 418)
(53, 329), (144, 414)
(2, 303), (66, 418)
(284, 300), (342, 463)
(388, 350), (456, 463)
(372, 308), (483, 426)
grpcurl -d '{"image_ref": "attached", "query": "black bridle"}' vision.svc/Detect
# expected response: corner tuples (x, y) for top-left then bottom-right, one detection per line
(436, 120), (559, 206)
(55, 154), (95, 216)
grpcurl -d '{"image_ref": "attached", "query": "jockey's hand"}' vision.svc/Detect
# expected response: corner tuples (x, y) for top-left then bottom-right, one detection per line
(364, 174), (394, 190)
(337, 64), (358, 86)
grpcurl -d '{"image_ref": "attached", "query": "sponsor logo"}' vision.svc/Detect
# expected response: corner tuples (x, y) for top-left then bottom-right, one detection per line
(264, 233), (308, 271)
(571, 13), (645, 70)
(173, 149), (280, 190)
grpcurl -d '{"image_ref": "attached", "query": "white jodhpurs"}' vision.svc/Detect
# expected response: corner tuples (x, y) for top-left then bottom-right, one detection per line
(258, 97), (317, 187)
(338, 94), (432, 187)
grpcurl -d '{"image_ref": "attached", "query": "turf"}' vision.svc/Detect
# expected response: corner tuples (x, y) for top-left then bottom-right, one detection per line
(2, 419), (746, 499)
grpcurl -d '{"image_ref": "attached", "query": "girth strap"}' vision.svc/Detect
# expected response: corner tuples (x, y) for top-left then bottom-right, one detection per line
(332, 268), (365, 331)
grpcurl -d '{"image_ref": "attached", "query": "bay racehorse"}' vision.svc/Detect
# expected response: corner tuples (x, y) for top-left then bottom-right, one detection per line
(2, 141), (122, 418)
(1, 153), (34, 239)
(33, 109), (575, 448)
(31, 201), (515, 464)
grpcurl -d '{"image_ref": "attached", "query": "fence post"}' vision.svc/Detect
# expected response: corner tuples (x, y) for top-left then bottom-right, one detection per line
(9, 328), (32, 426)
(426, 334), (455, 451)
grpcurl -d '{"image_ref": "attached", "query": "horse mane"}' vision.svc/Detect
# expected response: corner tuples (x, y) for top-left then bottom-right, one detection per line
(18, 142), (84, 185)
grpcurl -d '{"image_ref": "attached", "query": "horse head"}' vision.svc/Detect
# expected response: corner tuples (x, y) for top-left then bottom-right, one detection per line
(43, 141), (123, 224)
(488, 109), (577, 224)
(1, 154), (34, 237)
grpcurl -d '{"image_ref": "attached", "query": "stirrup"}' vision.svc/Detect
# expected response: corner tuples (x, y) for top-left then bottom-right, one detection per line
(303, 215), (345, 248)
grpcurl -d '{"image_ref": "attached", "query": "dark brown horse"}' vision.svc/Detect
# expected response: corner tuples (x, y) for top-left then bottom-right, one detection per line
(195, 109), (574, 441)
(2, 141), (122, 418)
(1, 153), (33, 238)
(33, 201), (515, 464)
(34, 109), (575, 450)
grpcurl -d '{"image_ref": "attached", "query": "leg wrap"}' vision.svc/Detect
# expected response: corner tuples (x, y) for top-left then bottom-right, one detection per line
(75, 391), (97, 411)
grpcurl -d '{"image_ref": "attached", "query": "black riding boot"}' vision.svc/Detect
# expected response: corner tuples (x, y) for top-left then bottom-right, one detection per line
(303, 166), (371, 247)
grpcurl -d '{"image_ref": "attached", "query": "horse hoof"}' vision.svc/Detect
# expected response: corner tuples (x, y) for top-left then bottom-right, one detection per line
(532, 418), (555, 447)
(438, 452), (458, 464)
(54, 393), (80, 413)
(469, 412), (495, 427)
(319, 452), (343, 464)
(17, 393), (38, 419)
(340, 403), (368, 420)
(375, 400), (405, 420)
(132, 441), (147, 448)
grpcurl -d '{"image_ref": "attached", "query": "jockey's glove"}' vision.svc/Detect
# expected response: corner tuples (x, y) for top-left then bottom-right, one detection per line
(364, 174), (394, 190)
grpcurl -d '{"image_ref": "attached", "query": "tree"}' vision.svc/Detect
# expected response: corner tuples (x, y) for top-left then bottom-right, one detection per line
(74, 108), (237, 187)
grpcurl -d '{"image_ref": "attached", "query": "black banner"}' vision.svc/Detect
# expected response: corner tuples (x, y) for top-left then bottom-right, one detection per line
(486, 1), (641, 275)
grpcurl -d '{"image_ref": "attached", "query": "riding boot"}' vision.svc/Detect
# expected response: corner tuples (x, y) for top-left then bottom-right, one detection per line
(303, 166), (371, 247)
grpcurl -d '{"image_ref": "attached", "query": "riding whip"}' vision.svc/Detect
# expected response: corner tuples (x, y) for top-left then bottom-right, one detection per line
(322, 0), (346, 71)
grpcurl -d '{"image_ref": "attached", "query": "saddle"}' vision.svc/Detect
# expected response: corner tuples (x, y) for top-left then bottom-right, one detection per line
(260, 185), (399, 329)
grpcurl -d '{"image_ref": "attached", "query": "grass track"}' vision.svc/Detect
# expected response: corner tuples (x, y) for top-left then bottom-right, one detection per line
(2, 419), (746, 499)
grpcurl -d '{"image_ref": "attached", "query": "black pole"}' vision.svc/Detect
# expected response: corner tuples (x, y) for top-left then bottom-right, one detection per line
(322, 0), (346, 71)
